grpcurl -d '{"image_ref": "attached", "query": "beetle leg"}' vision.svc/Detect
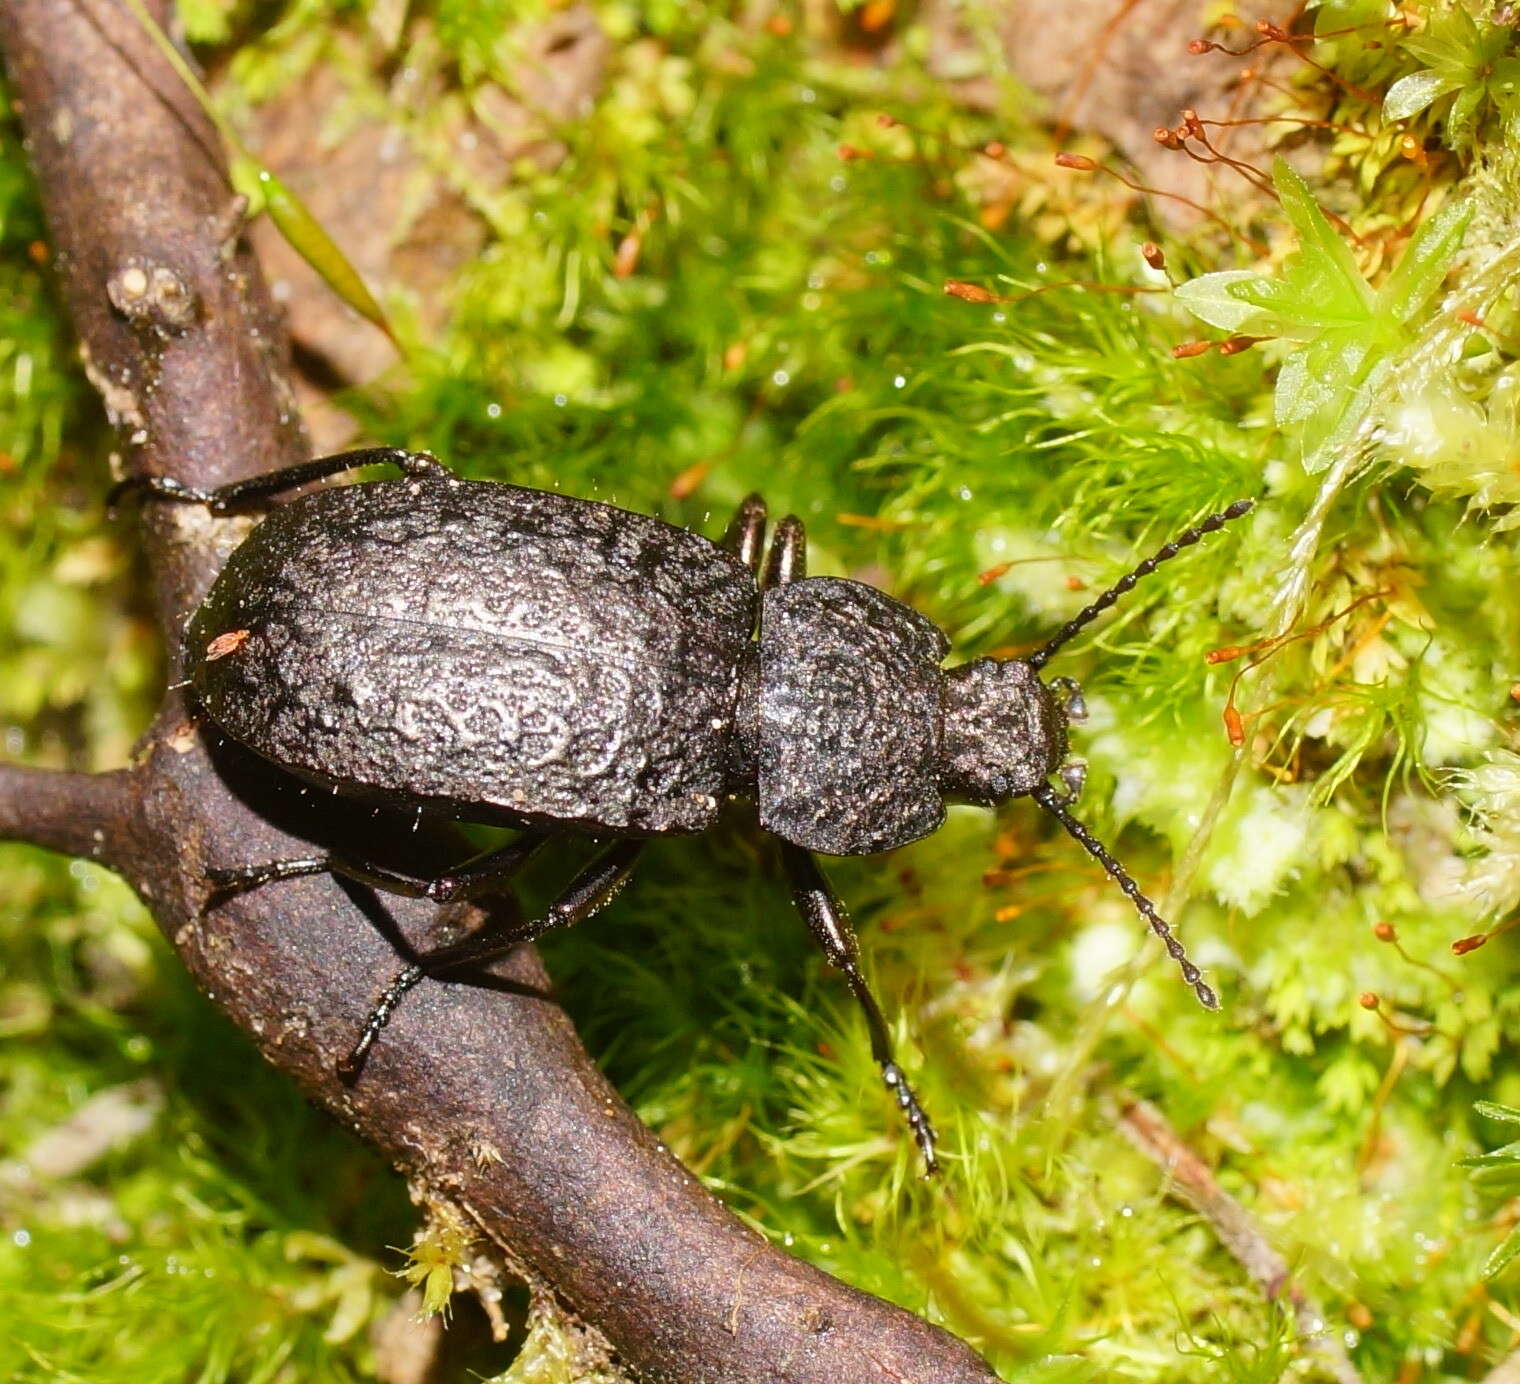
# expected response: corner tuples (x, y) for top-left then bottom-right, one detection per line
(204, 830), (552, 908)
(108, 447), (447, 515)
(721, 493), (768, 574)
(761, 515), (807, 589)
(204, 855), (331, 901)
(410, 830), (554, 902)
(340, 838), (646, 1079)
(779, 842), (938, 1175)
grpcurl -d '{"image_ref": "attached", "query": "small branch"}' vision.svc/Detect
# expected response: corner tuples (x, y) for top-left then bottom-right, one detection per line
(0, 763), (136, 864)
(1116, 1095), (1364, 1384)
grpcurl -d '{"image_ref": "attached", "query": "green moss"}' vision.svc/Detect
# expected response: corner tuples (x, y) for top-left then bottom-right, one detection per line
(5, 2), (1520, 1379)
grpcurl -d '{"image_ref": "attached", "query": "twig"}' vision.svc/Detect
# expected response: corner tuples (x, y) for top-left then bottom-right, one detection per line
(0, 764), (135, 863)
(0, 2), (998, 1379)
(1116, 1094), (1364, 1384)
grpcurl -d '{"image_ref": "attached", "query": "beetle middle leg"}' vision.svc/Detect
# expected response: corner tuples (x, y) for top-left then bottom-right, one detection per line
(205, 829), (553, 907)
(341, 837), (646, 1078)
(779, 842), (938, 1174)
(762, 514), (806, 589)
(722, 495), (806, 588)
(109, 447), (447, 515)
(721, 493), (768, 574)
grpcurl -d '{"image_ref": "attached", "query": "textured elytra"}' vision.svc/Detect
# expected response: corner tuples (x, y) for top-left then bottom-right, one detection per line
(188, 474), (756, 835)
(756, 578), (949, 856)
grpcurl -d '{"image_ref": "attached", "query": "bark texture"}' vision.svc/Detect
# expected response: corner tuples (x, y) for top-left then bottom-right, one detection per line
(0, 2), (999, 1379)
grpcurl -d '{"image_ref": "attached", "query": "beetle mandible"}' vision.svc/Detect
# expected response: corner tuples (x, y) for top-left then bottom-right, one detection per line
(120, 449), (1251, 1173)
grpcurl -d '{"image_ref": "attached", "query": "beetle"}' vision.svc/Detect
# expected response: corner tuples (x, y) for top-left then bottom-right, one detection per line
(119, 448), (1251, 1172)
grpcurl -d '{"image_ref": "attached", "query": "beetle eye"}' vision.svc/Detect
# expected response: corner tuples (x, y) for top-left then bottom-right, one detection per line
(1048, 675), (1087, 723)
(1056, 759), (1087, 805)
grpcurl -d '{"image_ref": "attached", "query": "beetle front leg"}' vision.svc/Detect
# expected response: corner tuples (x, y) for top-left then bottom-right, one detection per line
(108, 447), (447, 515)
(205, 829), (553, 907)
(340, 838), (646, 1079)
(779, 842), (938, 1175)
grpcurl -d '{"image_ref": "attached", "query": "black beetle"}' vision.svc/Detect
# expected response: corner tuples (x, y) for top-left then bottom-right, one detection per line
(120, 448), (1251, 1172)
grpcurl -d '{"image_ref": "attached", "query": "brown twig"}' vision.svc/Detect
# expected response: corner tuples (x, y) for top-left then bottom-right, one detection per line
(0, 763), (135, 861)
(0, 2), (998, 1379)
(1115, 1094), (1364, 1384)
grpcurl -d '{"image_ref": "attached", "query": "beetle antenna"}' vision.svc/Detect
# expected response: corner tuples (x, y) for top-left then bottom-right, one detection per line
(1026, 499), (1253, 671)
(1032, 783), (1218, 1009)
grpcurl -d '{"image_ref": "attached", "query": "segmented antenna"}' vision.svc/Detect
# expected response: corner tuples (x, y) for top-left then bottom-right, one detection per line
(1027, 499), (1253, 671)
(1033, 783), (1218, 1009)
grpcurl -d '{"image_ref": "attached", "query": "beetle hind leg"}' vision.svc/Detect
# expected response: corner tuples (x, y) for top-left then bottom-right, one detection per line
(204, 829), (553, 909)
(109, 447), (447, 516)
(780, 842), (938, 1175)
(341, 838), (646, 1079)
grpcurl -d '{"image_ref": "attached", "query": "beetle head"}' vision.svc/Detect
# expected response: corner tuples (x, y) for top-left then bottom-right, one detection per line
(944, 499), (1255, 1012)
(939, 657), (1068, 805)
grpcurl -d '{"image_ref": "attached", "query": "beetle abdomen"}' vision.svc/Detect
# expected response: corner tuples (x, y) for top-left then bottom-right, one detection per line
(188, 475), (756, 834)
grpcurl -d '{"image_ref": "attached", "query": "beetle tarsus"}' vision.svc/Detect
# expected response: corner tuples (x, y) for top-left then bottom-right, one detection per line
(340, 962), (424, 1080)
(204, 855), (331, 908)
(882, 1061), (939, 1175)
(108, 447), (445, 517)
(107, 473), (218, 516)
